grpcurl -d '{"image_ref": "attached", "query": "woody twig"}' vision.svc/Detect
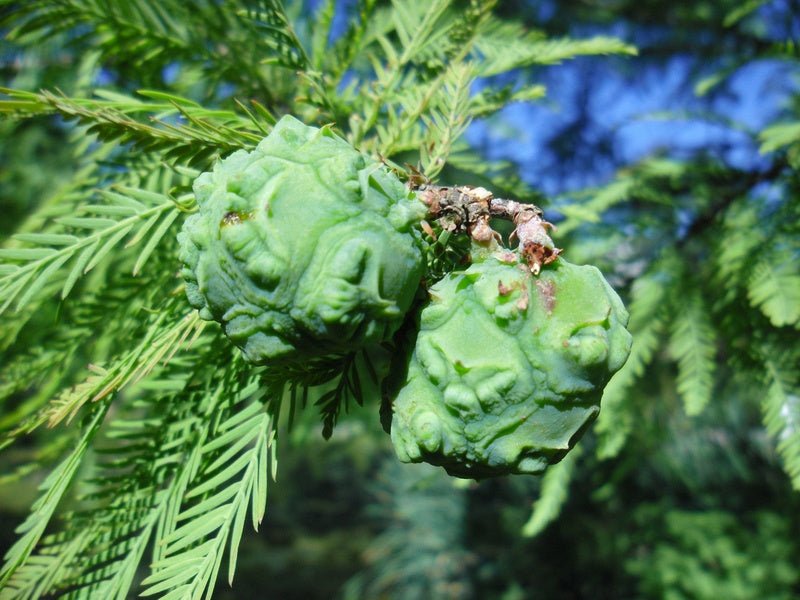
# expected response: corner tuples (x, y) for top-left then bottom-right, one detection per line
(415, 184), (561, 275)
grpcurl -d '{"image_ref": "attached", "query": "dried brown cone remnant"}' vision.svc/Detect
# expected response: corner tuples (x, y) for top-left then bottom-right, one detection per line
(416, 184), (561, 274)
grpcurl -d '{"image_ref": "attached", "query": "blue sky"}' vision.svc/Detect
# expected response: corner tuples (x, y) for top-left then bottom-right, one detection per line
(467, 56), (799, 196)
(466, 1), (800, 196)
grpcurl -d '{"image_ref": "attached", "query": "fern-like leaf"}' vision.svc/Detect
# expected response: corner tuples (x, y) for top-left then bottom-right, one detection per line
(390, 0), (452, 66)
(141, 394), (275, 600)
(596, 264), (674, 458)
(1, 0), (307, 99)
(2, 340), (238, 599)
(522, 446), (581, 537)
(747, 257), (800, 327)
(557, 159), (685, 235)
(0, 404), (110, 588)
(0, 186), (186, 316)
(759, 121), (800, 154)
(44, 309), (204, 428)
(474, 21), (636, 77)
(669, 291), (717, 415)
(2, 528), (90, 600)
(714, 202), (764, 287)
(0, 89), (265, 166)
(557, 178), (636, 236)
(420, 63), (474, 179)
(762, 358), (800, 489)
(468, 83), (546, 119)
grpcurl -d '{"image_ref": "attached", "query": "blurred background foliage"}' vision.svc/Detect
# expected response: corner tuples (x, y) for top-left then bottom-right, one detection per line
(1, 0), (799, 598)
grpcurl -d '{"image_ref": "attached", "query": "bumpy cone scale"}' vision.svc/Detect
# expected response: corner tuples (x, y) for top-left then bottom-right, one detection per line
(178, 116), (426, 367)
(388, 244), (632, 478)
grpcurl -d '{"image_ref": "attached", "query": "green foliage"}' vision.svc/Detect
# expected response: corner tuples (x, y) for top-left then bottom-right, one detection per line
(140, 386), (275, 599)
(0, 185), (187, 316)
(759, 121), (800, 154)
(595, 263), (671, 458)
(474, 24), (636, 76)
(0, 1), (641, 597)
(342, 460), (472, 600)
(762, 358), (800, 486)
(627, 509), (798, 600)
(1, 0), (307, 99)
(569, 150), (800, 486)
(0, 88), (270, 166)
(747, 258), (800, 327)
(668, 290), (716, 416)
(521, 445), (581, 537)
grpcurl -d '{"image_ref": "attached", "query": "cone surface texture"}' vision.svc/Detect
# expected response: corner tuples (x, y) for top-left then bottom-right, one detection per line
(179, 116), (426, 365)
(391, 251), (632, 478)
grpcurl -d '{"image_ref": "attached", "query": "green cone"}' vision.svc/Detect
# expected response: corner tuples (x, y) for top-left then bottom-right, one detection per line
(178, 116), (426, 366)
(390, 249), (632, 478)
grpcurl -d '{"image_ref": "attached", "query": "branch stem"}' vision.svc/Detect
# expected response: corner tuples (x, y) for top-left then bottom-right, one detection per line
(415, 184), (561, 274)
